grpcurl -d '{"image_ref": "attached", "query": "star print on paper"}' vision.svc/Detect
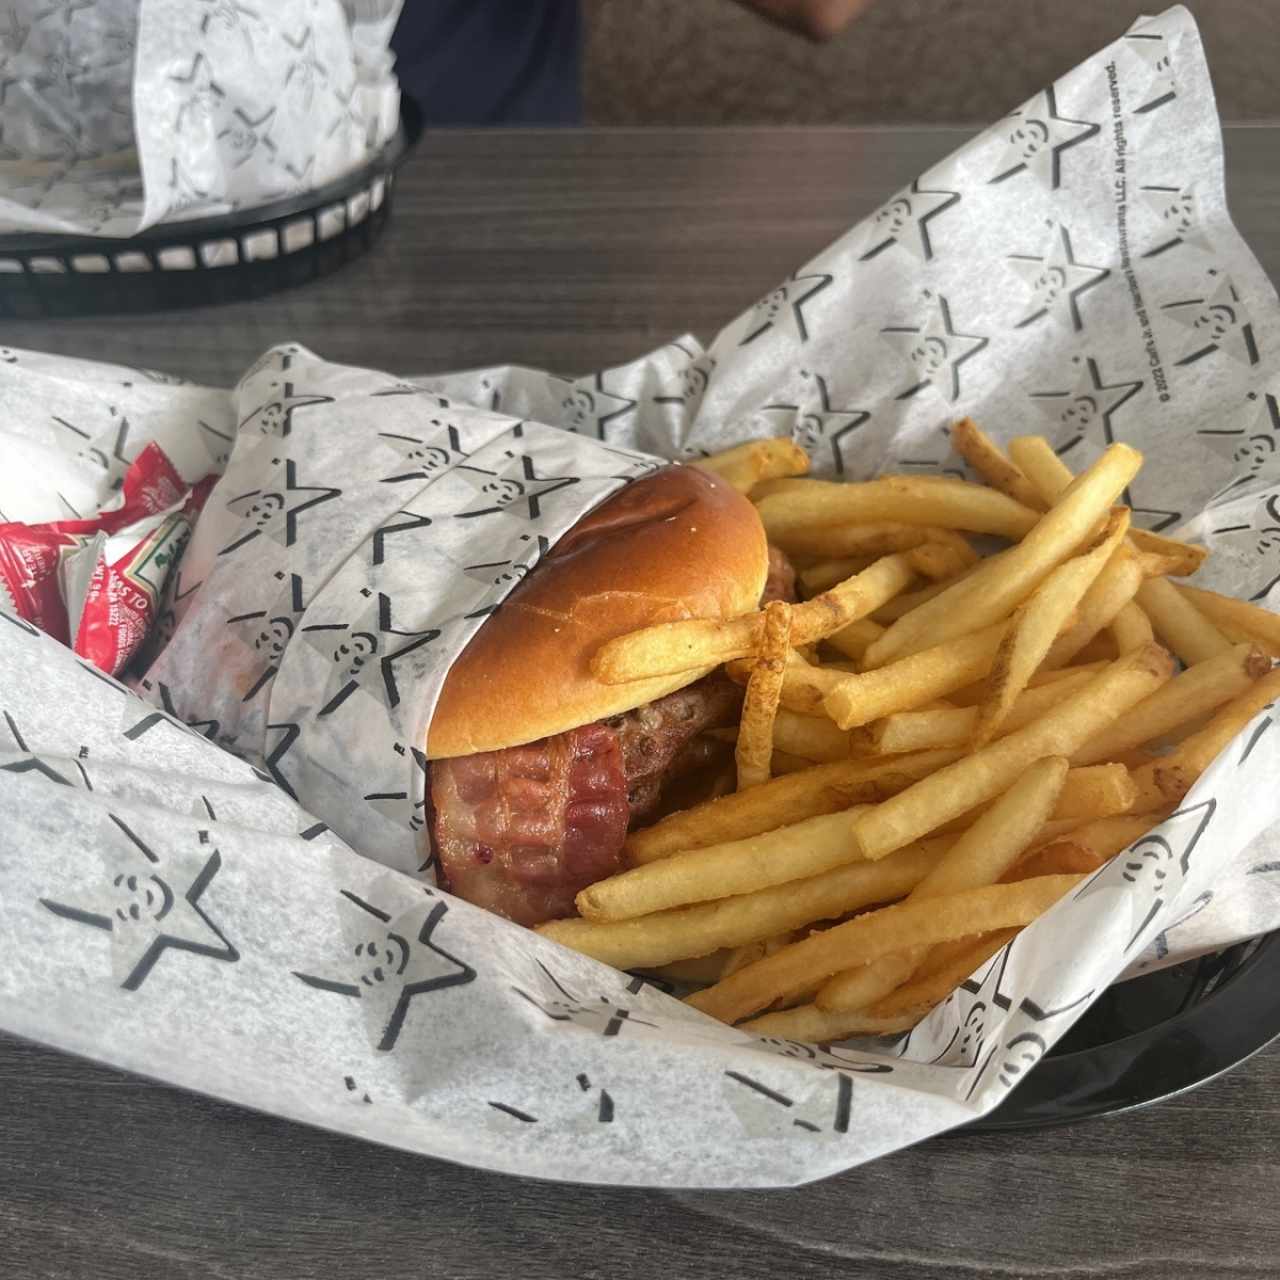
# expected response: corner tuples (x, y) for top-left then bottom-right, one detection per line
(363, 740), (431, 835)
(168, 156), (211, 216)
(739, 271), (833, 346)
(460, 533), (551, 591)
(989, 85), (1100, 190)
(856, 178), (960, 263)
(198, 0), (262, 54)
(282, 25), (327, 110)
(652, 355), (715, 407)
(882, 294), (989, 403)
(378, 422), (466, 484)
(50, 413), (131, 486)
(756, 369), (870, 476)
(197, 418), (234, 470)
(1210, 492), (1280, 602)
(1140, 183), (1212, 258)
(1162, 274), (1260, 368)
(560, 373), (638, 441)
(721, 1069), (854, 1139)
(237, 383), (334, 438)
(0, 709), (89, 788)
(1029, 355), (1144, 453)
(302, 587), (439, 717)
(1198, 390), (1280, 494)
(225, 569), (306, 702)
(452, 451), (579, 521)
(219, 457), (341, 555)
(40, 812), (238, 992)
(293, 887), (475, 1052)
(1123, 18), (1178, 114)
(169, 52), (224, 136)
(218, 105), (278, 170)
(1008, 223), (1109, 332)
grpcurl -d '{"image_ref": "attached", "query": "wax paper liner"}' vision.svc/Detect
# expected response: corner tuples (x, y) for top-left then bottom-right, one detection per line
(0, 0), (402, 237)
(3, 6), (1280, 1187)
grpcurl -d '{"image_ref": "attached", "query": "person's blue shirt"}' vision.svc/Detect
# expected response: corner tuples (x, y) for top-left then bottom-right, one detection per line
(392, 0), (582, 126)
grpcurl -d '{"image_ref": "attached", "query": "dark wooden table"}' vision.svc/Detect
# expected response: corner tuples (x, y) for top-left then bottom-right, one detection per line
(3, 128), (1280, 1280)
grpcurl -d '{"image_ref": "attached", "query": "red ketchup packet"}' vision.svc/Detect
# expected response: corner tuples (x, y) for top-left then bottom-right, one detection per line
(0, 444), (215, 675)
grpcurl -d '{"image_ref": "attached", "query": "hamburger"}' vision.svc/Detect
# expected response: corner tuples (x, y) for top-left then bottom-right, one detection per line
(424, 465), (795, 926)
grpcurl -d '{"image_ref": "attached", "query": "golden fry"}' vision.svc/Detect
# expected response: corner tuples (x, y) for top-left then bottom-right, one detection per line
(685, 875), (1083, 1024)
(1042, 544), (1145, 669)
(1111, 602), (1155, 652)
(741, 1004), (919, 1040)
(624, 750), (963, 864)
(799, 557), (877, 596)
(693, 437), (809, 493)
(540, 840), (950, 970)
(823, 622), (1010, 730)
(1136, 576), (1234, 666)
(951, 418), (1046, 509)
(823, 616), (886, 663)
(735, 601), (791, 789)
(1179, 584), (1280, 658)
(863, 444), (1144, 668)
(1128, 667), (1280, 810)
(770, 707), (852, 763)
(1072, 643), (1269, 766)
(870, 668), (1098, 753)
(817, 756), (1068, 1013)
(591, 554), (913, 683)
(851, 644), (1174, 861)
(581, 803), (875, 922)
(754, 475), (1041, 543)
(974, 510), (1129, 745)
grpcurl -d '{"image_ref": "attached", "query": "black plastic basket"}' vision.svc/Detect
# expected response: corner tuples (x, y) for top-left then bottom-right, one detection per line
(970, 931), (1280, 1130)
(0, 103), (422, 318)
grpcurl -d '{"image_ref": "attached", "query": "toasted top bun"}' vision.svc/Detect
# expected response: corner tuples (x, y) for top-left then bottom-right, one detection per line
(426, 465), (768, 759)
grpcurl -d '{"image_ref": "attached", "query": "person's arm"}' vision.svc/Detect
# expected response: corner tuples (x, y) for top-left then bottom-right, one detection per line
(734, 0), (876, 41)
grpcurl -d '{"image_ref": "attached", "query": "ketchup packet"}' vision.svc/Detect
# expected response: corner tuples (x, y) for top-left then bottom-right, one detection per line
(0, 442), (212, 674)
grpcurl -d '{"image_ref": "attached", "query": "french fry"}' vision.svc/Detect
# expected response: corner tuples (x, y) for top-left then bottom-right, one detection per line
(693, 437), (810, 493)
(1042, 544), (1145, 669)
(947, 659), (1108, 707)
(862, 444), (1144, 668)
(591, 554), (914, 683)
(823, 622), (1010, 730)
(624, 750), (963, 864)
(754, 476), (1041, 543)
(736, 602), (792, 789)
(1037, 811), (1171, 862)
(868, 667), (1100, 753)
(872, 571), (978, 622)
(951, 418), (1046, 509)
(770, 750), (816, 775)
(1127, 529), (1209, 576)
(817, 757), (1067, 1012)
(1053, 763), (1137, 819)
(1006, 435), (1077, 503)
(741, 1004), (919, 1040)
(1136, 575), (1235, 665)
(1071, 643), (1270, 766)
(539, 839), (951, 970)
(726, 651), (849, 716)
(685, 875), (1083, 1024)
(1179, 584), (1280, 657)
(1002, 842), (1106, 881)
(907, 537), (979, 581)
(772, 522), (939, 561)
(799, 557), (877, 596)
(577, 803), (878, 921)
(974, 509), (1129, 744)
(1111, 602), (1155, 652)
(851, 644), (1174, 861)
(1128, 667), (1280, 811)
(863, 929), (1020, 1020)
(823, 616), (886, 663)
(770, 707), (851, 763)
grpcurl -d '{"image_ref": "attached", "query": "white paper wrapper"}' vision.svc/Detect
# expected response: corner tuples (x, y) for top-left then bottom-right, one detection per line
(3, 6), (1280, 1188)
(0, 0), (402, 237)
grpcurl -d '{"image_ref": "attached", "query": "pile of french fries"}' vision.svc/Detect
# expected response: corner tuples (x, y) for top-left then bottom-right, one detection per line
(537, 424), (1280, 1043)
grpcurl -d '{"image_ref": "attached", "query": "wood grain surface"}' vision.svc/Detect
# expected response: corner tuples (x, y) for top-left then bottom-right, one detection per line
(2, 127), (1279, 1279)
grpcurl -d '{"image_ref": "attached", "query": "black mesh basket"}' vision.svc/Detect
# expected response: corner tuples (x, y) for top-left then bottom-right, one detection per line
(0, 103), (422, 318)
